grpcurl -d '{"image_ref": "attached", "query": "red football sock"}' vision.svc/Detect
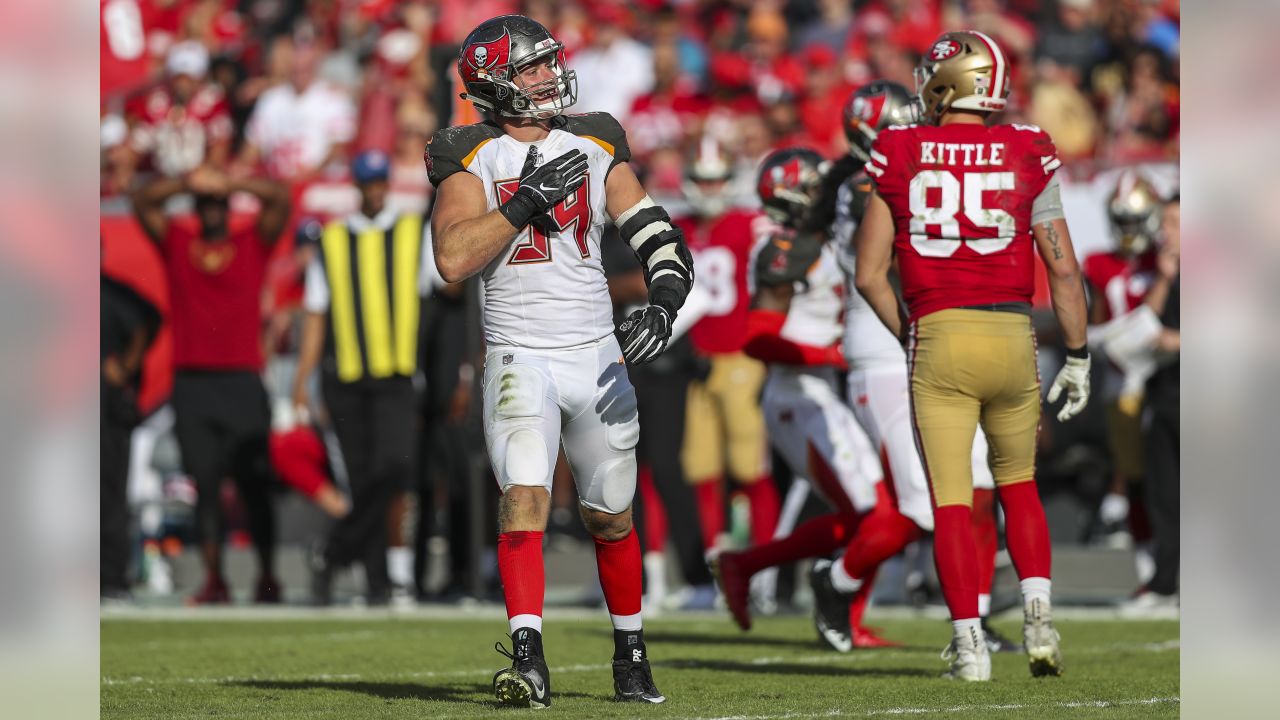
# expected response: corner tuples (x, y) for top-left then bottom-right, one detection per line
(972, 488), (998, 599)
(997, 480), (1052, 580)
(736, 512), (859, 577)
(594, 530), (643, 621)
(840, 505), (923, 580)
(637, 465), (668, 555)
(848, 566), (878, 630)
(743, 477), (781, 546)
(497, 531), (545, 622)
(933, 505), (980, 620)
(694, 481), (724, 549)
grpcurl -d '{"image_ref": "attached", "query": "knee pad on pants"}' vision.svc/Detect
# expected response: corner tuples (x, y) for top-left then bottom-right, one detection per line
(581, 454), (637, 515)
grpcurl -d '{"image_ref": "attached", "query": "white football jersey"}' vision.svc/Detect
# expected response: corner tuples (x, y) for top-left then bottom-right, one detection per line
(832, 176), (908, 369)
(782, 242), (845, 351)
(426, 114), (631, 349)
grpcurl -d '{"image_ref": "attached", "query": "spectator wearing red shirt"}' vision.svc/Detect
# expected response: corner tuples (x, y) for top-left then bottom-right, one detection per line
(627, 42), (710, 164)
(131, 166), (291, 604)
(796, 45), (855, 157)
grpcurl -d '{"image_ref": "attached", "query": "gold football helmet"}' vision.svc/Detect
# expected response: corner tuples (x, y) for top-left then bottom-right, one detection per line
(1108, 170), (1163, 256)
(914, 31), (1011, 121)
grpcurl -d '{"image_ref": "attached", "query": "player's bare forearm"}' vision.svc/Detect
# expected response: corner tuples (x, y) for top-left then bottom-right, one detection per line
(231, 176), (291, 241)
(859, 276), (906, 342)
(1034, 218), (1088, 350)
(432, 172), (520, 283)
(853, 190), (904, 340)
(131, 175), (186, 243)
(292, 311), (326, 406)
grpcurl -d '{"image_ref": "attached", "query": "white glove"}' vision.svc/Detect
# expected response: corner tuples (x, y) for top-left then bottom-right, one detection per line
(1046, 354), (1091, 422)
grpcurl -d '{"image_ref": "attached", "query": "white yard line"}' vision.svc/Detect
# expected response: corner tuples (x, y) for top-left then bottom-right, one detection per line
(688, 697), (1180, 720)
(101, 604), (1179, 622)
(101, 639), (1177, 687)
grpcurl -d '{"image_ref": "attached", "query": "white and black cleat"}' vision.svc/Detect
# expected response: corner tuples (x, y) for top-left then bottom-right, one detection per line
(1023, 598), (1065, 677)
(493, 628), (552, 708)
(612, 657), (665, 704)
(941, 624), (992, 682)
(809, 559), (854, 653)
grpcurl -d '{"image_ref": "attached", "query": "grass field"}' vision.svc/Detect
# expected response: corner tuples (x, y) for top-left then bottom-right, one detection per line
(102, 609), (1178, 719)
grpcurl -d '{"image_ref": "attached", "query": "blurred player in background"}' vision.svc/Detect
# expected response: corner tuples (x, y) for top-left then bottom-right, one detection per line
(824, 81), (1019, 653)
(1083, 171), (1162, 570)
(426, 15), (694, 707)
(677, 138), (780, 557)
(713, 148), (890, 650)
(853, 31), (1089, 681)
(131, 167), (291, 604)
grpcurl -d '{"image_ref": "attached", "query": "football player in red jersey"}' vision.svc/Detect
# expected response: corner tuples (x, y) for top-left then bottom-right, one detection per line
(1083, 171), (1163, 556)
(675, 139), (781, 559)
(852, 31), (1090, 681)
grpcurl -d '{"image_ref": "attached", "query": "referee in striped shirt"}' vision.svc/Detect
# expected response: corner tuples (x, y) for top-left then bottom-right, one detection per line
(293, 150), (427, 605)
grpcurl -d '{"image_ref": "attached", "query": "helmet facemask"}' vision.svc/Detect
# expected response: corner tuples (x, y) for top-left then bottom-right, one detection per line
(501, 43), (578, 119)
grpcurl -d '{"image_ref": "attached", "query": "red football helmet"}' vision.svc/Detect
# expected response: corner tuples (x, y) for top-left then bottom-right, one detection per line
(756, 148), (826, 228)
(842, 80), (919, 163)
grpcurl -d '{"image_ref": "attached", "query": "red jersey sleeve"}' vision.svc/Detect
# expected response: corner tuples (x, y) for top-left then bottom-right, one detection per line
(1011, 124), (1061, 197)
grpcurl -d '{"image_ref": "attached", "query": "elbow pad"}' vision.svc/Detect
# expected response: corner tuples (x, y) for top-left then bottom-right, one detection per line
(1031, 175), (1066, 225)
(616, 196), (694, 314)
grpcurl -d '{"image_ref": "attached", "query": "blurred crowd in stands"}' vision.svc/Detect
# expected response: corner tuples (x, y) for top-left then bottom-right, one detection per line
(100, 0), (1180, 608)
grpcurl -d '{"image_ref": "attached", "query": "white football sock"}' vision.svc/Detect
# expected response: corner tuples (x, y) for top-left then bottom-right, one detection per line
(610, 612), (643, 632)
(509, 614), (543, 635)
(1020, 577), (1051, 610)
(978, 593), (991, 618)
(830, 559), (863, 594)
(387, 546), (414, 587)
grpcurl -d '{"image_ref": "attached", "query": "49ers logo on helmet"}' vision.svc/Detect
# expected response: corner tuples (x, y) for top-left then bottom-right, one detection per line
(929, 39), (962, 61)
(462, 31), (511, 82)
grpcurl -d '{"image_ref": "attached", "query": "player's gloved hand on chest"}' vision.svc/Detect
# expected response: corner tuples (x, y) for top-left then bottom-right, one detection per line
(618, 305), (672, 365)
(755, 231), (823, 289)
(1047, 353), (1091, 422)
(498, 145), (590, 230)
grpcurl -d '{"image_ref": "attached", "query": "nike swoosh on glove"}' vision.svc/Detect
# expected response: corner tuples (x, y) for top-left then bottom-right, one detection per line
(1046, 354), (1090, 422)
(618, 305), (672, 365)
(498, 146), (590, 230)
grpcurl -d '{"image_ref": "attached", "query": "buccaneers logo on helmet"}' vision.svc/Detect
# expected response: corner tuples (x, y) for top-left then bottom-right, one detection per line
(456, 15), (578, 119)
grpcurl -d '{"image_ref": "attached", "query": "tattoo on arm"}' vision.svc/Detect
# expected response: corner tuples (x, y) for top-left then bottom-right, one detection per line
(1044, 222), (1064, 260)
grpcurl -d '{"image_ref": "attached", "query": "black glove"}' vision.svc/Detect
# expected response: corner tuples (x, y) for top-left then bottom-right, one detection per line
(618, 305), (672, 365)
(754, 231), (824, 289)
(498, 146), (590, 230)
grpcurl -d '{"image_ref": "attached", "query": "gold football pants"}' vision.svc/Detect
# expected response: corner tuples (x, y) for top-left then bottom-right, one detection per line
(909, 309), (1040, 509)
(682, 351), (768, 485)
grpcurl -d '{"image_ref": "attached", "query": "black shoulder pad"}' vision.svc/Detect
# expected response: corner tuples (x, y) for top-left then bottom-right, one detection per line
(848, 175), (875, 224)
(424, 123), (504, 188)
(557, 112), (631, 168)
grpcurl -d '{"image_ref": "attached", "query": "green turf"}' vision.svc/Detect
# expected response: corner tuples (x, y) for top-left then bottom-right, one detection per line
(102, 613), (1178, 719)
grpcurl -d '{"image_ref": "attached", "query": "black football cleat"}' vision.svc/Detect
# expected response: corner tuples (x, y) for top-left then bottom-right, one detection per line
(493, 628), (552, 709)
(612, 657), (665, 704)
(981, 618), (1023, 654)
(809, 559), (854, 652)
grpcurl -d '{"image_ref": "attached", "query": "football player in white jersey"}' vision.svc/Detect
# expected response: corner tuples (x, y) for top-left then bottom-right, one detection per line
(825, 81), (1018, 653)
(713, 148), (897, 650)
(426, 15), (693, 708)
